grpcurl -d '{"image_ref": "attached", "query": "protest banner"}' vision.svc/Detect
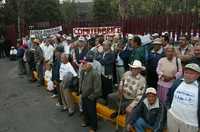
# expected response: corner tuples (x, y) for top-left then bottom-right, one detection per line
(30, 26), (62, 38)
(73, 26), (121, 36)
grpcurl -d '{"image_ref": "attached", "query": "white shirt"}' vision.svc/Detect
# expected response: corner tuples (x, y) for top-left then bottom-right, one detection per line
(10, 49), (17, 55)
(170, 80), (199, 127)
(59, 62), (77, 81)
(43, 44), (54, 62)
(40, 42), (46, 51)
(62, 41), (70, 54)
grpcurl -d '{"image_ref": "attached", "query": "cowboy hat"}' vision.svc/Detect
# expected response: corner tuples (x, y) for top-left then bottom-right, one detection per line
(33, 39), (40, 44)
(152, 38), (162, 45)
(128, 60), (145, 70)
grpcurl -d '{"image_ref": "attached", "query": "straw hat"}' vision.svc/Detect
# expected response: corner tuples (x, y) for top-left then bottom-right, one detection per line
(33, 39), (40, 44)
(152, 38), (162, 45)
(128, 60), (145, 71)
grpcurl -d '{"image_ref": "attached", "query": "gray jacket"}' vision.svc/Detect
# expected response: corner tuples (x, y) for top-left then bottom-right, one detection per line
(79, 68), (102, 100)
(33, 45), (43, 64)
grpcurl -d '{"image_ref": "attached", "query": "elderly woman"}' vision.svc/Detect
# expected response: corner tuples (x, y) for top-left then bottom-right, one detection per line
(156, 46), (182, 103)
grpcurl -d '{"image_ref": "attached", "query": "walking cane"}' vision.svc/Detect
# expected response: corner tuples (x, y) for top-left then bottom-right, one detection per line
(115, 80), (125, 132)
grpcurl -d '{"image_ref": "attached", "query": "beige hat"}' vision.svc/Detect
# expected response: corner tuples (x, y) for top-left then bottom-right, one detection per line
(193, 36), (199, 41)
(152, 33), (159, 37)
(30, 34), (36, 38)
(146, 87), (157, 95)
(78, 36), (86, 41)
(33, 39), (40, 44)
(128, 60), (145, 71)
(185, 63), (200, 73)
(152, 38), (162, 45)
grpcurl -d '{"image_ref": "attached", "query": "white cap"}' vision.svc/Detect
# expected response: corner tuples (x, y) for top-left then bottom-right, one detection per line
(30, 34), (36, 38)
(152, 33), (159, 37)
(146, 87), (157, 95)
(78, 36), (86, 41)
(140, 34), (152, 45)
(128, 34), (134, 40)
(66, 36), (72, 41)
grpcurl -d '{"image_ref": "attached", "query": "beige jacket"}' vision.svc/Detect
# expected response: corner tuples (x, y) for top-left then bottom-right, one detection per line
(175, 46), (193, 65)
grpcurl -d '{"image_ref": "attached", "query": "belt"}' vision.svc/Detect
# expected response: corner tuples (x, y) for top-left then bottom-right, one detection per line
(116, 65), (124, 67)
(102, 75), (113, 79)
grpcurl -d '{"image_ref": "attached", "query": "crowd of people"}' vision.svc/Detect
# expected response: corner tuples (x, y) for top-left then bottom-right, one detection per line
(13, 32), (200, 132)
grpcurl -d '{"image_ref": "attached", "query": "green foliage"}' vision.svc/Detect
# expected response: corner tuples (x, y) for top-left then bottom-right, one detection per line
(93, 0), (119, 22)
(2, 0), (61, 24)
(24, 0), (61, 23)
(60, 0), (78, 23)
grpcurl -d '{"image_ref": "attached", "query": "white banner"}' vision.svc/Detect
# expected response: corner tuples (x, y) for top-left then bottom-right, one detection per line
(30, 26), (62, 38)
(73, 26), (121, 36)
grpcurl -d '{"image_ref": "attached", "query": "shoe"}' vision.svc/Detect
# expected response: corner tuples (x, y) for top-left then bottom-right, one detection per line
(68, 111), (75, 117)
(89, 128), (96, 132)
(60, 107), (68, 112)
(81, 122), (88, 127)
(51, 94), (58, 98)
(37, 83), (42, 87)
(56, 102), (62, 107)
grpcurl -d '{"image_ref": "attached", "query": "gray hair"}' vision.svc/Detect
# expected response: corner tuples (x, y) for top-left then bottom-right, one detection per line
(103, 40), (112, 47)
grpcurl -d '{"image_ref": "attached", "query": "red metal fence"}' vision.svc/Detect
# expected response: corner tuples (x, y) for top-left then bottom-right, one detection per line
(5, 13), (200, 46)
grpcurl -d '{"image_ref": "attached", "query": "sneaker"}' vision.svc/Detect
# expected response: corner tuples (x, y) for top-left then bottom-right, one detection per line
(60, 107), (68, 112)
(68, 111), (75, 117)
(56, 102), (62, 107)
(51, 94), (58, 98)
(89, 128), (96, 132)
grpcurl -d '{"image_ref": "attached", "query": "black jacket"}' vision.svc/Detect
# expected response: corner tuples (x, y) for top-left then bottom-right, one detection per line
(129, 98), (166, 132)
(52, 55), (61, 82)
(98, 51), (115, 76)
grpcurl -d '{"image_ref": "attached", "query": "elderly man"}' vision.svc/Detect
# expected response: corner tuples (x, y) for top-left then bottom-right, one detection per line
(146, 38), (164, 88)
(108, 60), (146, 118)
(175, 36), (193, 66)
(59, 53), (78, 116)
(127, 87), (166, 132)
(42, 39), (55, 63)
(97, 40), (115, 100)
(189, 44), (200, 66)
(129, 36), (146, 64)
(79, 56), (102, 132)
(33, 39), (44, 87)
(166, 63), (200, 132)
(115, 40), (128, 84)
(76, 37), (89, 64)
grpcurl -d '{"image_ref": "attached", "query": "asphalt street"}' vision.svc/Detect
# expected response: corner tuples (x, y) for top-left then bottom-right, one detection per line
(0, 59), (115, 132)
